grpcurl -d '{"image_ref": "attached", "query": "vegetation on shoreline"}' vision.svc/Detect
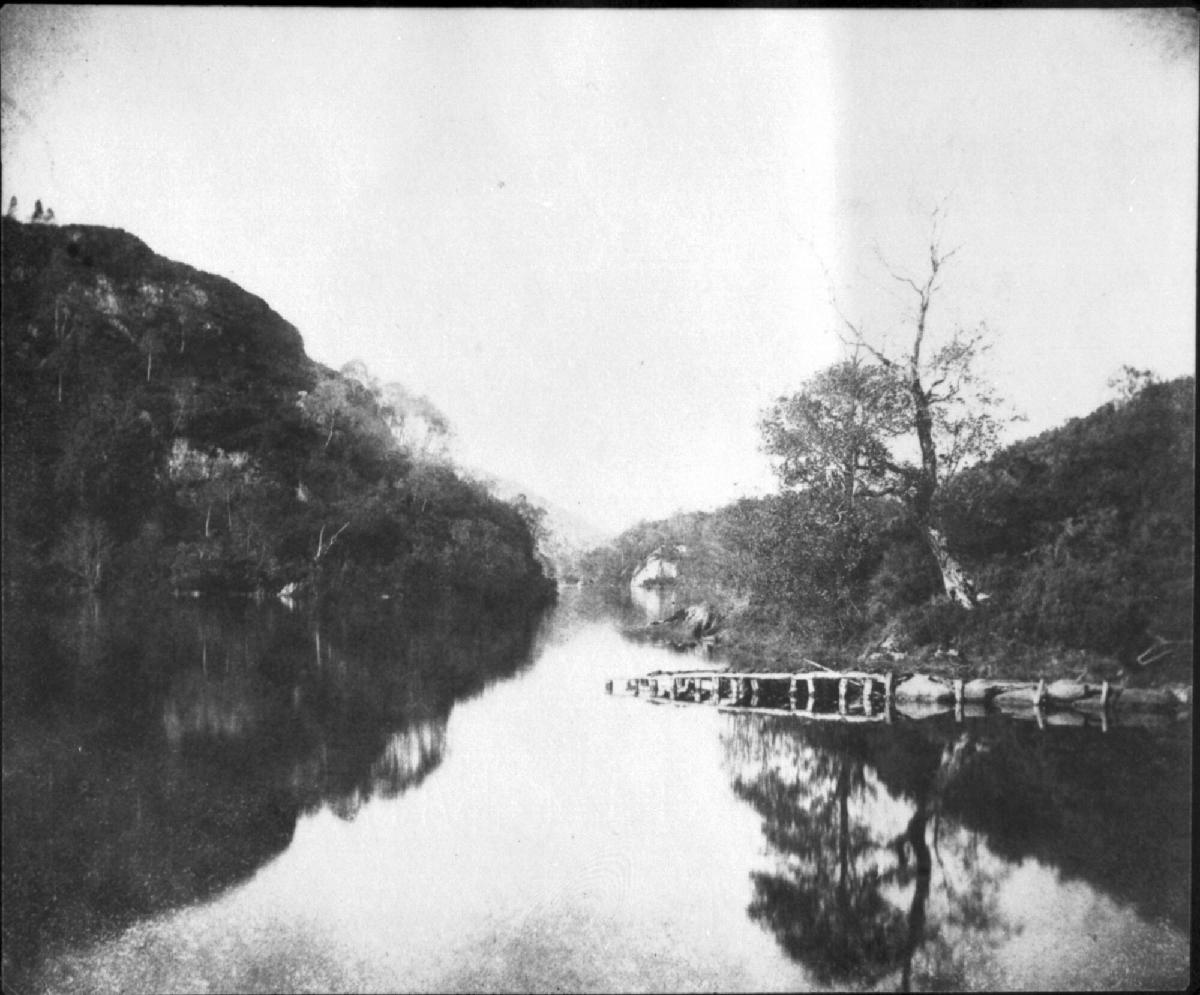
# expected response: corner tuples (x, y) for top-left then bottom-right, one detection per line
(1, 217), (554, 609)
(581, 375), (1194, 685)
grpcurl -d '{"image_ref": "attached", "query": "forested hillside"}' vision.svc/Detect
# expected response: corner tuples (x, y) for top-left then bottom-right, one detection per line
(1, 217), (553, 607)
(582, 377), (1194, 672)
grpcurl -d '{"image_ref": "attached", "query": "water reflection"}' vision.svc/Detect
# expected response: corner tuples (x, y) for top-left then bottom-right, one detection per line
(723, 712), (1191, 990)
(3, 590), (1191, 993)
(628, 581), (678, 622)
(1, 591), (545, 990)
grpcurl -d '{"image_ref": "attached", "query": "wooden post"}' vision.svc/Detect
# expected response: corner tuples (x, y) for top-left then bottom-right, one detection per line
(954, 678), (964, 705)
(633, 679), (640, 697)
(884, 671), (895, 704)
(806, 677), (816, 713)
(864, 682), (875, 718)
(1034, 678), (1046, 708)
(750, 679), (760, 706)
(838, 678), (848, 714)
(1100, 680), (1110, 709)
(788, 677), (799, 710)
(668, 678), (677, 700)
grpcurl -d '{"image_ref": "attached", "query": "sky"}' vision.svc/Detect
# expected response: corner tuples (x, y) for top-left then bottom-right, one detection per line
(2, 7), (1195, 534)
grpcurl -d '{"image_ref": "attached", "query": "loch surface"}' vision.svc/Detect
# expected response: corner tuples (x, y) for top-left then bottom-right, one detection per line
(2, 588), (1192, 993)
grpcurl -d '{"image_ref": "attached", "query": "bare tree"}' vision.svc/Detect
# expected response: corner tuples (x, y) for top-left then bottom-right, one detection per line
(826, 221), (1011, 608)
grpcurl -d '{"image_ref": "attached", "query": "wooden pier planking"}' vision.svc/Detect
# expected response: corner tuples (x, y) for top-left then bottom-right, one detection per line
(609, 666), (1190, 723)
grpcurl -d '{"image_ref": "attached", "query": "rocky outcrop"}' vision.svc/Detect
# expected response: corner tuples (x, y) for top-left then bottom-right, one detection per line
(630, 545), (683, 588)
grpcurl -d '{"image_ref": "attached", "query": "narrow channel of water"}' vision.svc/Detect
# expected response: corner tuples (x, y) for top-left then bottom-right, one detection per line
(2, 588), (1191, 992)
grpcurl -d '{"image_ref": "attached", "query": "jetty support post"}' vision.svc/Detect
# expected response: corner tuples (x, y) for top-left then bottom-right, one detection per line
(750, 678), (760, 706)
(884, 671), (895, 704)
(838, 678), (848, 714)
(864, 680), (875, 717)
(788, 677), (799, 710)
(1034, 678), (1046, 709)
(805, 677), (816, 714)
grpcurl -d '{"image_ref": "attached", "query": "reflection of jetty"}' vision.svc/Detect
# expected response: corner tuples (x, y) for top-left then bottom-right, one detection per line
(605, 669), (1190, 727)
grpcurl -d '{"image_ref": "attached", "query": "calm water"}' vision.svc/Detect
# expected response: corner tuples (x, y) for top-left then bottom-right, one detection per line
(2, 587), (1192, 993)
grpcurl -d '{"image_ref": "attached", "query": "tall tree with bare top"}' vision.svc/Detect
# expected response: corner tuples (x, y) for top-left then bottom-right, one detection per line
(764, 215), (1013, 608)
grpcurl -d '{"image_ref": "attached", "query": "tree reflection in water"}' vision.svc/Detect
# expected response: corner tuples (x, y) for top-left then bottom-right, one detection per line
(723, 716), (1014, 991)
(1, 590), (546, 991)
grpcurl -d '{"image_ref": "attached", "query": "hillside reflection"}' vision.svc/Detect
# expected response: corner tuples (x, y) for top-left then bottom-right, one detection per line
(721, 712), (1191, 990)
(1, 590), (546, 988)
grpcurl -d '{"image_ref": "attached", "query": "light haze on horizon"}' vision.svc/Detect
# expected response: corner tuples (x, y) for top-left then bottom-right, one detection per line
(2, 7), (1195, 534)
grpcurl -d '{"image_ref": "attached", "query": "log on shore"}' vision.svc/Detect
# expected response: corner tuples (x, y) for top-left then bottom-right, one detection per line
(1045, 679), (1092, 702)
(992, 689), (1039, 710)
(1108, 687), (1179, 713)
(893, 674), (956, 703)
(962, 679), (1036, 703)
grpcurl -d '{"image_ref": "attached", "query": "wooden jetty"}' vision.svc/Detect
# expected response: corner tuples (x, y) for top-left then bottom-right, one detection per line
(604, 668), (1190, 724)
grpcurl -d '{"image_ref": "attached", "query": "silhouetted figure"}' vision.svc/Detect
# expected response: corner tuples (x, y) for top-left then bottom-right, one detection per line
(6, 196), (16, 218)
(31, 200), (44, 222)
(44, 208), (55, 224)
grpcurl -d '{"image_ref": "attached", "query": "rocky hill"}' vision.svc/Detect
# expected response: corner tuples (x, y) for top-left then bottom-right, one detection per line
(1, 216), (553, 607)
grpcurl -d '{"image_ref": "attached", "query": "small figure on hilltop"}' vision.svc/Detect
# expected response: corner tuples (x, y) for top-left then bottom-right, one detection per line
(6, 196), (17, 218)
(28, 199), (57, 224)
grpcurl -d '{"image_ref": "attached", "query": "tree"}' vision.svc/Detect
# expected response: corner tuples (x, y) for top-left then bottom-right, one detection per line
(167, 439), (254, 538)
(376, 381), (451, 459)
(767, 227), (1011, 608)
(761, 352), (909, 513)
(1106, 364), (1159, 406)
(298, 376), (354, 450)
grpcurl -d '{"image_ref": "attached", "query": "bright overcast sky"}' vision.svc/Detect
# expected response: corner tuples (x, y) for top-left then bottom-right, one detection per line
(2, 7), (1195, 533)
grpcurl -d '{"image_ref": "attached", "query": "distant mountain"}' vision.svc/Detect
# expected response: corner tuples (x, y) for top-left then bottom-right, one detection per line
(474, 475), (612, 575)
